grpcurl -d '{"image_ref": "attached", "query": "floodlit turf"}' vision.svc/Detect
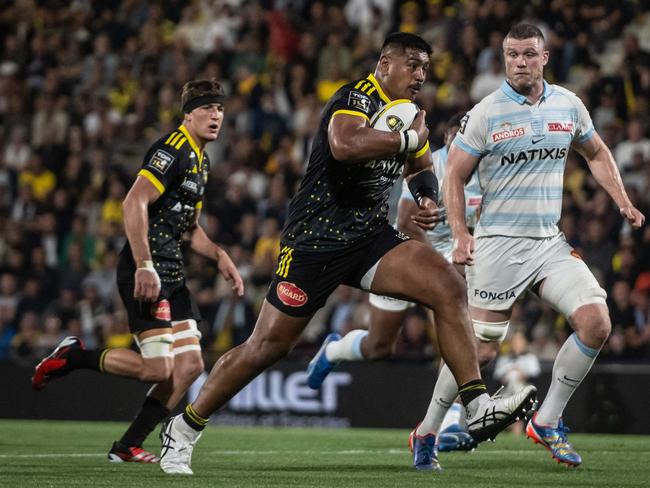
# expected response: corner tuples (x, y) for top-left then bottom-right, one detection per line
(1, 420), (649, 487)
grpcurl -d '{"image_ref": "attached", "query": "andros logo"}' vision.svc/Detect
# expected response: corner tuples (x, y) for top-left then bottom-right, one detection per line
(277, 281), (308, 307)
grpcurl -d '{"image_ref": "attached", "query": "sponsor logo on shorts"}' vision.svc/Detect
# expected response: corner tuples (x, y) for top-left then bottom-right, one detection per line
(548, 122), (573, 132)
(474, 289), (516, 301)
(492, 127), (525, 142)
(151, 299), (172, 321)
(277, 281), (308, 307)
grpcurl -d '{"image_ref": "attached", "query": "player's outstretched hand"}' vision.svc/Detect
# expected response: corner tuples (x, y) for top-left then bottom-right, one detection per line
(452, 232), (475, 266)
(411, 197), (444, 230)
(620, 206), (645, 229)
(218, 250), (245, 296)
(410, 110), (429, 148)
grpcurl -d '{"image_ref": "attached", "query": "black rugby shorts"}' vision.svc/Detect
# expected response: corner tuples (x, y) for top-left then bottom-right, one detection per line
(266, 224), (409, 317)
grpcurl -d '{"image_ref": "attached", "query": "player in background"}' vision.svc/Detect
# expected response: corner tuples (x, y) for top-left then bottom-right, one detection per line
(157, 33), (536, 475)
(447, 24), (645, 467)
(32, 79), (244, 463)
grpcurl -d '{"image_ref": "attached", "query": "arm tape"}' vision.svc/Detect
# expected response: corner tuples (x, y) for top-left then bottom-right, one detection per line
(407, 170), (439, 205)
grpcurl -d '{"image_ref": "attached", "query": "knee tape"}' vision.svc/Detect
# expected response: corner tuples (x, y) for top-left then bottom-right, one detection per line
(540, 272), (607, 318)
(138, 333), (174, 358)
(369, 293), (411, 312)
(473, 319), (509, 342)
(172, 320), (202, 355)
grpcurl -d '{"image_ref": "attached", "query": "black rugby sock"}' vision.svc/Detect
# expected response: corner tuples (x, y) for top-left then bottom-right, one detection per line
(458, 379), (488, 406)
(120, 396), (170, 448)
(65, 348), (107, 372)
(183, 404), (208, 432)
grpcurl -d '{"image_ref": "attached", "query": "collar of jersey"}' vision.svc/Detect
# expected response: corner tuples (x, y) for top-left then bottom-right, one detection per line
(501, 79), (552, 105)
(178, 124), (204, 166)
(366, 73), (391, 104)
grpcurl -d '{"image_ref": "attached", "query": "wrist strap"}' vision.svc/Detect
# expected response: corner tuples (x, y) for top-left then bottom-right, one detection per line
(139, 260), (155, 270)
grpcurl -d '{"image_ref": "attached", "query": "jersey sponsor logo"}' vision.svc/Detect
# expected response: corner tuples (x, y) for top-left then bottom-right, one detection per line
(474, 289), (516, 301)
(348, 91), (371, 113)
(149, 149), (174, 173)
(548, 122), (574, 132)
(459, 113), (469, 134)
(467, 196), (482, 207)
(492, 127), (525, 142)
(181, 179), (199, 193)
(363, 157), (402, 177)
(276, 281), (308, 307)
(500, 147), (567, 166)
(151, 299), (172, 321)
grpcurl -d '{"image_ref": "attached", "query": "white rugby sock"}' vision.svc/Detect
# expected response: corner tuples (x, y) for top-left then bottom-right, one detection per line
(325, 329), (368, 362)
(536, 333), (600, 427)
(440, 403), (463, 432)
(416, 364), (458, 436)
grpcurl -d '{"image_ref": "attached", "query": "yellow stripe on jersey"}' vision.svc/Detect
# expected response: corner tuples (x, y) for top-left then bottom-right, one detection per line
(178, 125), (204, 168)
(174, 136), (187, 150)
(366, 73), (391, 103)
(355, 80), (366, 89)
(366, 86), (376, 96)
(138, 169), (165, 194)
(165, 132), (179, 145)
(332, 109), (370, 122)
(411, 140), (430, 159)
(168, 133), (184, 147)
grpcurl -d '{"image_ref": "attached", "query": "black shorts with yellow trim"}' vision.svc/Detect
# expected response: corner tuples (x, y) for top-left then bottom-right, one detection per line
(117, 279), (202, 334)
(266, 225), (409, 317)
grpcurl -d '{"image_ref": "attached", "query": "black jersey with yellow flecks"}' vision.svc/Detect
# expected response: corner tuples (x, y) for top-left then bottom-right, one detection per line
(282, 74), (408, 251)
(119, 125), (210, 284)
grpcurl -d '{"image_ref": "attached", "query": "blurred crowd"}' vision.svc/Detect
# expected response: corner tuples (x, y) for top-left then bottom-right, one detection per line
(0, 0), (649, 366)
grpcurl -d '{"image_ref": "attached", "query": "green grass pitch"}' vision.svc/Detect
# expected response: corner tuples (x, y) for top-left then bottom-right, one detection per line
(1, 419), (648, 487)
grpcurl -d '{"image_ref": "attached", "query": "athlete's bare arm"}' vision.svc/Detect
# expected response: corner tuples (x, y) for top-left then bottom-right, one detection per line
(573, 132), (645, 229)
(189, 209), (244, 296)
(396, 198), (428, 243)
(328, 110), (429, 162)
(445, 144), (480, 265)
(122, 176), (162, 301)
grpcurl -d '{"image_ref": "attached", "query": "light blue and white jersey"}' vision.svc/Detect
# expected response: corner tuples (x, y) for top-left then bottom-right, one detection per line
(401, 145), (482, 253)
(453, 80), (594, 238)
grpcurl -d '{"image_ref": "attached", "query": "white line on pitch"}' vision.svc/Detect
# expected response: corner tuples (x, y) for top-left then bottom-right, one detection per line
(0, 449), (558, 459)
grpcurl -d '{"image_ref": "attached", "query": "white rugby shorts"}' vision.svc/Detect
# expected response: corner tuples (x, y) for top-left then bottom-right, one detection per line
(467, 233), (606, 316)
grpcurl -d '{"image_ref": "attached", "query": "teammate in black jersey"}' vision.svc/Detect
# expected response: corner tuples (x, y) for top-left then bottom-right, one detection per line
(158, 34), (537, 476)
(31, 79), (243, 463)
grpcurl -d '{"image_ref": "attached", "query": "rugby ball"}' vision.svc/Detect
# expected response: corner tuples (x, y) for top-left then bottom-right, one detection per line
(370, 99), (419, 132)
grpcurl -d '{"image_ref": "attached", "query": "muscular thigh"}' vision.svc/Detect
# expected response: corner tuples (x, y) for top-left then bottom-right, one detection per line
(369, 239), (463, 306)
(535, 236), (607, 318)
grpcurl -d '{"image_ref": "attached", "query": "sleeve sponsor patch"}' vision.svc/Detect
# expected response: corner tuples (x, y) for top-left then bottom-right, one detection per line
(148, 149), (174, 173)
(459, 113), (469, 134)
(348, 91), (371, 113)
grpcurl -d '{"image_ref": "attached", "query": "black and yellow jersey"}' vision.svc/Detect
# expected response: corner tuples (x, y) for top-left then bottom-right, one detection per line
(282, 74), (426, 251)
(118, 124), (210, 284)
